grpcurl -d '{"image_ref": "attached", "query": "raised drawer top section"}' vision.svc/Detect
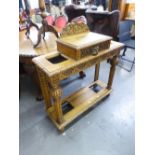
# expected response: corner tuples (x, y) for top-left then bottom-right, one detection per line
(57, 32), (112, 49)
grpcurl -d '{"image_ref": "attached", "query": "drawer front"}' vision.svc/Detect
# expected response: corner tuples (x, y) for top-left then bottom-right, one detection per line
(57, 40), (111, 60)
(80, 41), (111, 58)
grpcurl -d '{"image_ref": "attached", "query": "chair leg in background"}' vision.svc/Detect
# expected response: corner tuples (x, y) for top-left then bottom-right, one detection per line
(122, 47), (127, 56)
(118, 56), (135, 72)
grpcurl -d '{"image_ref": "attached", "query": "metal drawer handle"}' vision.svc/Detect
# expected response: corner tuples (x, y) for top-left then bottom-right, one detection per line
(92, 46), (99, 55)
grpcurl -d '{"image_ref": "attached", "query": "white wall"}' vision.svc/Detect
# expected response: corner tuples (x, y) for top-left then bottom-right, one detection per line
(29, 0), (38, 9)
(66, 0), (72, 5)
(126, 0), (135, 3)
(28, 0), (72, 8)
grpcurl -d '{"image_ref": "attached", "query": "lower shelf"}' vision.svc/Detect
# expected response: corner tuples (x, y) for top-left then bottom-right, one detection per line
(47, 80), (111, 130)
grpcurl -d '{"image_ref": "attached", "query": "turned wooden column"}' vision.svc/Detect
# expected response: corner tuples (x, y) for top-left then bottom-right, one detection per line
(39, 0), (46, 11)
(50, 81), (63, 124)
(107, 55), (118, 90)
(94, 63), (100, 81)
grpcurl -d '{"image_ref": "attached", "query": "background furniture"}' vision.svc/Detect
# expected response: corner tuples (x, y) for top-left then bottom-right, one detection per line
(124, 2), (135, 20)
(19, 27), (57, 100)
(86, 10), (120, 40)
(108, 0), (126, 20)
(95, 0), (108, 10)
(117, 20), (135, 72)
(19, 0), (39, 36)
(34, 0), (59, 48)
(64, 4), (87, 22)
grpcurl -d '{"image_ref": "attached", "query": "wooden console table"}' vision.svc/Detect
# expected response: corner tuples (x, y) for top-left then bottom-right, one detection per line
(33, 41), (124, 131)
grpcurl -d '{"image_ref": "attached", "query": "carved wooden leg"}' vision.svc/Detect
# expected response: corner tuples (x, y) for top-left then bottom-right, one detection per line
(94, 63), (100, 81)
(36, 67), (52, 110)
(107, 56), (118, 90)
(50, 82), (63, 124)
(122, 46), (127, 56)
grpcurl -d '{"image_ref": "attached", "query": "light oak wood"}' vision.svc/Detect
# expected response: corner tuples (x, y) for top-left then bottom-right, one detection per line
(39, 0), (46, 12)
(94, 63), (100, 81)
(33, 40), (124, 131)
(58, 32), (111, 49)
(119, 0), (127, 20)
(50, 81), (64, 124)
(107, 56), (118, 90)
(124, 3), (135, 20)
(33, 41), (123, 78)
(47, 80), (111, 130)
(57, 23), (112, 60)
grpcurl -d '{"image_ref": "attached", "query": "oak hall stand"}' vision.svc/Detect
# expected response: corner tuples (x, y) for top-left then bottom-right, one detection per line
(33, 41), (124, 132)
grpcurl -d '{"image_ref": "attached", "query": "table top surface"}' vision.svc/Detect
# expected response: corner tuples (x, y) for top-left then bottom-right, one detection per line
(33, 41), (124, 78)
(57, 32), (112, 49)
(19, 27), (57, 57)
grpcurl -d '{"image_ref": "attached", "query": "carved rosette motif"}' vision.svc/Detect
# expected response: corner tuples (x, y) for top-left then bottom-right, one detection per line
(51, 85), (62, 99)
